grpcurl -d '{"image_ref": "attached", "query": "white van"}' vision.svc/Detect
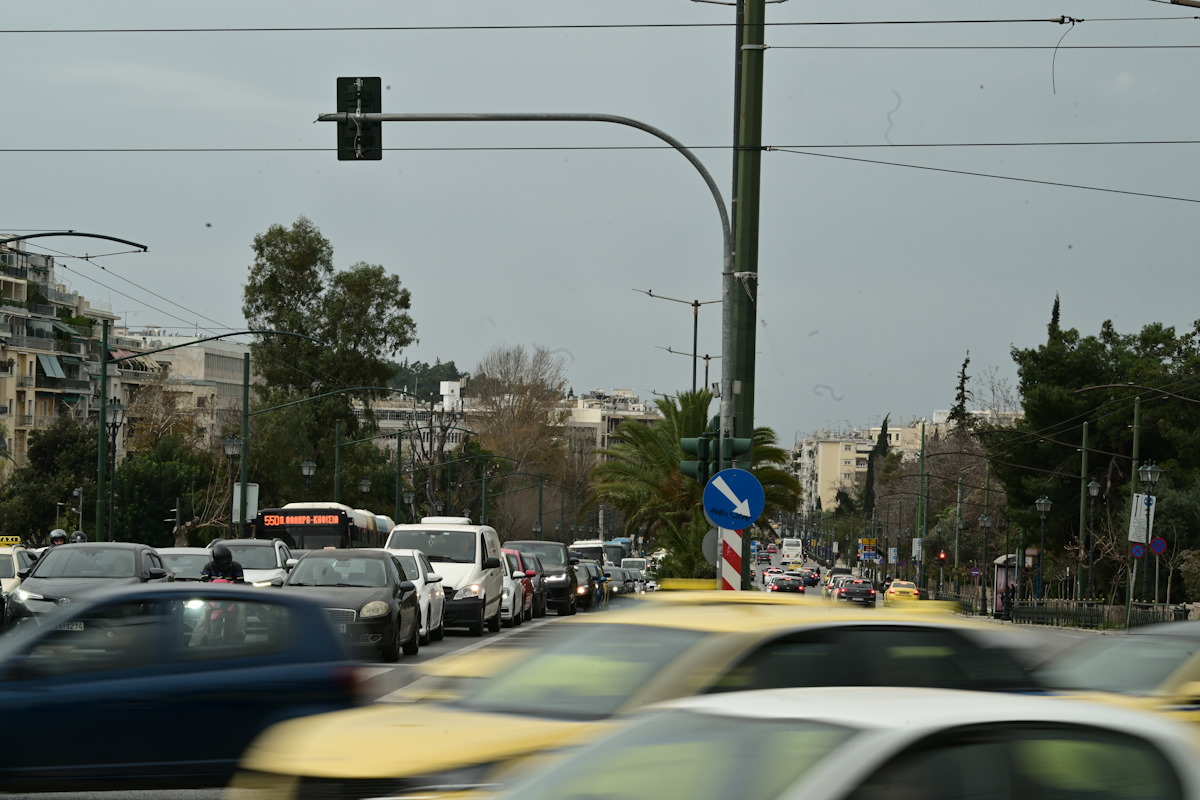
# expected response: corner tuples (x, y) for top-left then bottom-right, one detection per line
(384, 516), (503, 636)
(780, 538), (804, 563)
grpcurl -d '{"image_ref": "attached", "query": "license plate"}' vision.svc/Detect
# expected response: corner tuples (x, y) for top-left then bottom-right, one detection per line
(55, 622), (84, 632)
(337, 624), (347, 634)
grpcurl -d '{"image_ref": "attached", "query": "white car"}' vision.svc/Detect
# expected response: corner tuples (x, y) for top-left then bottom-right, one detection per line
(500, 550), (528, 628)
(497, 686), (1200, 800)
(0, 545), (38, 630)
(383, 548), (446, 644)
(208, 538), (293, 587)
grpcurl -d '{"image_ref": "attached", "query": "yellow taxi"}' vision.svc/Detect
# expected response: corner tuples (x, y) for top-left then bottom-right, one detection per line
(1035, 619), (1200, 724)
(883, 580), (920, 605)
(229, 594), (1043, 799)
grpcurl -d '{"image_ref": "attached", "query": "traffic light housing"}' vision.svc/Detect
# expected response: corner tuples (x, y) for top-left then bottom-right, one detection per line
(939, 551), (947, 562)
(680, 433), (713, 485)
(336, 77), (382, 161)
(720, 436), (754, 470)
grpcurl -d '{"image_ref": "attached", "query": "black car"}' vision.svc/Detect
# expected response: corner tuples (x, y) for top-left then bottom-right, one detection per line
(523, 553), (550, 618)
(0, 582), (358, 791)
(282, 549), (419, 662)
(504, 540), (579, 616)
(769, 576), (806, 594)
(12, 542), (173, 623)
(574, 563), (599, 611)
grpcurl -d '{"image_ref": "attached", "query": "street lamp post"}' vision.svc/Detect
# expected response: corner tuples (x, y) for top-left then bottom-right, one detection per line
(1087, 480), (1100, 599)
(979, 515), (992, 616)
(1035, 496), (1052, 600)
(402, 490), (414, 522)
(106, 398), (125, 542)
(300, 459), (316, 501)
(359, 477), (372, 501)
(1139, 462), (1162, 602)
(223, 435), (242, 536)
(636, 290), (719, 393)
(532, 521), (542, 541)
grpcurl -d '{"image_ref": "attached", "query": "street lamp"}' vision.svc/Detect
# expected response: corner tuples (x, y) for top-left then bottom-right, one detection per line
(106, 397), (125, 542)
(402, 490), (414, 522)
(435, 500), (444, 515)
(1087, 480), (1100, 598)
(1035, 496), (1052, 600)
(978, 515), (992, 616)
(555, 522), (561, 542)
(532, 521), (542, 540)
(1139, 461), (1162, 602)
(359, 478), (372, 499)
(300, 459), (317, 501)
(223, 435), (242, 536)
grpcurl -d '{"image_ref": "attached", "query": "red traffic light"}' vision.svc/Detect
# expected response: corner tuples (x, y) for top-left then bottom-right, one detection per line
(938, 551), (947, 561)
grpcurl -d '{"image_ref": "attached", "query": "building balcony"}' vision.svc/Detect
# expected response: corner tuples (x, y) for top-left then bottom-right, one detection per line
(16, 415), (32, 427)
(16, 375), (33, 388)
(6, 335), (54, 351)
(36, 376), (91, 392)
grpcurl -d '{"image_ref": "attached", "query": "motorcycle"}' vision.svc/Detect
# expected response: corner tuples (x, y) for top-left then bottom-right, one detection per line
(189, 577), (244, 646)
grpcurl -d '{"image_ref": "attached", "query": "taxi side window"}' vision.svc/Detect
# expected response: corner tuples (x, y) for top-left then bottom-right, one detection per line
(20, 599), (165, 677)
(844, 725), (1183, 800)
(706, 627), (1033, 694)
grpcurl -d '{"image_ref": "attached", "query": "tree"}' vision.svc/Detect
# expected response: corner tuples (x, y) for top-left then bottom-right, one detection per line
(112, 436), (228, 547)
(947, 352), (972, 431)
(391, 358), (467, 398)
(0, 415), (94, 542)
(469, 344), (568, 471)
(242, 216), (419, 449)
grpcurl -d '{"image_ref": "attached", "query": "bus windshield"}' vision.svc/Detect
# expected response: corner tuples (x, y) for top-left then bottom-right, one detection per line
(385, 529), (477, 563)
(507, 542), (569, 566)
(570, 545), (605, 564)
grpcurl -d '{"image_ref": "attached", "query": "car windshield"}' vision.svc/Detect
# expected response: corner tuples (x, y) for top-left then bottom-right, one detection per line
(1036, 634), (1200, 694)
(289, 556), (387, 587)
(511, 542), (568, 566)
(385, 530), (476, 563)
(456, 623), (708, 720)
(32, 547), (136, 579)
(159, 553), (209, 580)
(224, 544), (280, 570)
(509, 710), (855, 800)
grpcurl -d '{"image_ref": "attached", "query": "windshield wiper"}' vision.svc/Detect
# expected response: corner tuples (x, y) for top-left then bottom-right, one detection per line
(425, 555), (453, 562)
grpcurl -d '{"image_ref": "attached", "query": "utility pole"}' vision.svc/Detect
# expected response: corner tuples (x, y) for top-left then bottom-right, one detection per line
(733, 0), (767, 589)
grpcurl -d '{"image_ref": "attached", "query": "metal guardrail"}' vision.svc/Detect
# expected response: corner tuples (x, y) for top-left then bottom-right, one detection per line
(1010, 600), (1185, 629)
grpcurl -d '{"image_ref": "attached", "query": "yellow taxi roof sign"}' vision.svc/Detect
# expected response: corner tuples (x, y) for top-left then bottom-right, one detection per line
(0, 535), (23, 545)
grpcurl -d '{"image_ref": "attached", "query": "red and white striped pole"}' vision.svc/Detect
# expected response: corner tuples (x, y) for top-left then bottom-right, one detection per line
(720, 528), (743, 590)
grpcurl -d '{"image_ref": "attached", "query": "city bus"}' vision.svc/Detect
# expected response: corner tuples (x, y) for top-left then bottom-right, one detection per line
(779, 538), (805, 564)
(568, 538), (607, 565)
(253, 502), (385, 549)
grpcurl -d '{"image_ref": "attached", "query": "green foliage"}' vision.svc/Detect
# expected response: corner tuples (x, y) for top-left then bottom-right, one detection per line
(390, 358), (467, 399)
(0, 415), (94, 542)
(948, 352), (972, 430)
(112, 436), (221, 547)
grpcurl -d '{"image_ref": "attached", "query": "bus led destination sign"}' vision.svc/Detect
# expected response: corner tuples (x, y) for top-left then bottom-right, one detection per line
(262, 514), (342, 527)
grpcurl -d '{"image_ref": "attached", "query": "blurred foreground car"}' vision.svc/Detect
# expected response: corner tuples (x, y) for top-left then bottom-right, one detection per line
(230, 594), (1044, 798)
(497, 686), (1200, 800)
(0, 582), (358, 791)
(1035, 620), (1200, 723)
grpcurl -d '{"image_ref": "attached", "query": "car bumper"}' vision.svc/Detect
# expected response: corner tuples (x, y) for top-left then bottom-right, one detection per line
(329, 614), (395, 650)
(442, 596), (484, 628)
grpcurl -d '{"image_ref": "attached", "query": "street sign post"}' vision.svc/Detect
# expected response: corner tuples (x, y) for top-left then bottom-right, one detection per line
(1128, 493), (1156, 543)
(970, 567), (982, 577)
(1150, 537), (1168, 555)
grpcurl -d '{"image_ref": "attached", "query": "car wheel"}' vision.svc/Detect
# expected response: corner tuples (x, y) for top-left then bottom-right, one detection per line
(486, 606), (502, 633)
(557, 599), (572, 616)
(418, 610), (431, 646)
(468, 609), (484, 637)
(431, 615), (445, 641)
(380, 625), (401, 663)
(401, 616), (420, 656)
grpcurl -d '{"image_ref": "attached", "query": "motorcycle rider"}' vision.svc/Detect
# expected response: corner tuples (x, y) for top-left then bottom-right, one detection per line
(47, 529), (68, 548)
(69, 531), (87, 544)
(200, 542), (245, 583)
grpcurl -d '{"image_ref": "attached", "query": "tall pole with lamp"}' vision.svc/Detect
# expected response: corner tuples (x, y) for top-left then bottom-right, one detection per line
(1035, 496), (1052, 600)
(1139, 461), (1162, 603)
(300, 459), (316, 501)
(978, 514), (992, 616)
(105, 398), (125, 542)
(1087, 480), (1100, 598)
(223, 435), (242, 536)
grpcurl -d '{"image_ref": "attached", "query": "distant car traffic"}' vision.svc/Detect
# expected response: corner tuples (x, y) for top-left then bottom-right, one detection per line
(501, 549), (532, 627)
(494, 686), (1200, 800)
(282, 549), (420, 661)
(769, 575), (805, 594)
(381, 547), (446, 645)
(884, 580), (920, 605)
(0, 582), (358, 791)
(207, 537), (294, 587)
(504, 540), (579, 616)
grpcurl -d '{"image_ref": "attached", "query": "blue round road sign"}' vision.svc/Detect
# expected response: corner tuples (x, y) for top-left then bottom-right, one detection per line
(703, 468), (766, 530)
(1131, 542), (1147, 559)
(970, 567), (981, 577)
(1150, 537), (1168, 555)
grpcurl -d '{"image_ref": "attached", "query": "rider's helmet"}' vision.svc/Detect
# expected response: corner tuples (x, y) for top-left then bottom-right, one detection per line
(49, 529), (68, 546)
(212, 542), (234, 570)
(69, 531), (87, 544)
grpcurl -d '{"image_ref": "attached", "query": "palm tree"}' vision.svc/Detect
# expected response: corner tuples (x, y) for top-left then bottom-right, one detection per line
(589, 390), (800, 576)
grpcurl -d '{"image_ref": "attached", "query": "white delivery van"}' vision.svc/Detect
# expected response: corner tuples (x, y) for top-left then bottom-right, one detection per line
(384, 516), (503, 636)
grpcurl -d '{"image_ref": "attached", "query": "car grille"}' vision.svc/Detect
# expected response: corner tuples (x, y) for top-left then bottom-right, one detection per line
(325, 608), (356, 624)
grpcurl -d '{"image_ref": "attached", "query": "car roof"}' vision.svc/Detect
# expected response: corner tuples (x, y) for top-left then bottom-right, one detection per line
(650, 686), (1200, 740)
(300, 548), (388, 559)
(213, 538), (279, 546)
(56, 541), (148, 550)
(156, 547), (211, 555)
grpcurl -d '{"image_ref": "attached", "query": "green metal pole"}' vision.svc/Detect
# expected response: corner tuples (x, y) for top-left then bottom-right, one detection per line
(96, 320), (110, 543)
(394, 436), (403, 524)
(1127, 397), (1140, 626)
(538, 478), (544, 539)
(481, 472), (489, 525)
(1078, 421), (1089, 600)
(240, 353), (250, 538)
(918, 422), (926, 589)
(333, 420), (341, 503)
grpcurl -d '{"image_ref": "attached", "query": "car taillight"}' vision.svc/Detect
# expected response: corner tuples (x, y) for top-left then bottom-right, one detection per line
(839, 587), (847, 594)
(887, 589), (895, 594)
(913, 590), (920, 596)
(770, 585), (778, 591)
(870, 590), (876, 595)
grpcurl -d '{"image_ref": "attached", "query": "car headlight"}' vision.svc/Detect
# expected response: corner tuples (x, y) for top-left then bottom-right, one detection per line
(453, 584), (482, 601)
(576, 585), (588, 595)
(545, 574), (568, 583)
(16, 589), (42, 603)
(502, 585), (512, 597)
(252, 580), (274, 588)
(360, 601), (390, 619)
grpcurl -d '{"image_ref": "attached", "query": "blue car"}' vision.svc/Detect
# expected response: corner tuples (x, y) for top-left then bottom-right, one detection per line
(0, 582), (360, 792)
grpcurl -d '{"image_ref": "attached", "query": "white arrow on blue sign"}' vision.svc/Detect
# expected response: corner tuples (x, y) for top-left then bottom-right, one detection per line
(703, 468), (766, 530)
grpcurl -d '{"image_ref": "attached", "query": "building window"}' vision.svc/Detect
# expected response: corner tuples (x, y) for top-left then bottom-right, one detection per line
(843, 460), (851, 466)
(843, 444), (851, 451)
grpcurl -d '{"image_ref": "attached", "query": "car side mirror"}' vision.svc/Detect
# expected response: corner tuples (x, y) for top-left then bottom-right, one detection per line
(525, 569), (536, 578)
(146, 567), (169, 581)
(483, 557), (501, 570)
(398, 580), (416, 594)
(270, 577), (285, 587)
(285, 558), (298, 568)
(512, 570), (525, 580)
(569, 557), (579, 565)
(17, 570), (30, 581)
(426, 573), (442, 583)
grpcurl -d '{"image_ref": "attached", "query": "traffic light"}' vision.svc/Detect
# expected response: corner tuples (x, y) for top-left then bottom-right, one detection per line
(720, 436), (754, 471)
(938, 551), (947, 562)
(336, 77), (382, 161)
(680, 433), (714, 485)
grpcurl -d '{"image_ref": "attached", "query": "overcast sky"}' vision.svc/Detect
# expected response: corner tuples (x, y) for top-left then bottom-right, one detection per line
(5, 0), (1198, 445)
